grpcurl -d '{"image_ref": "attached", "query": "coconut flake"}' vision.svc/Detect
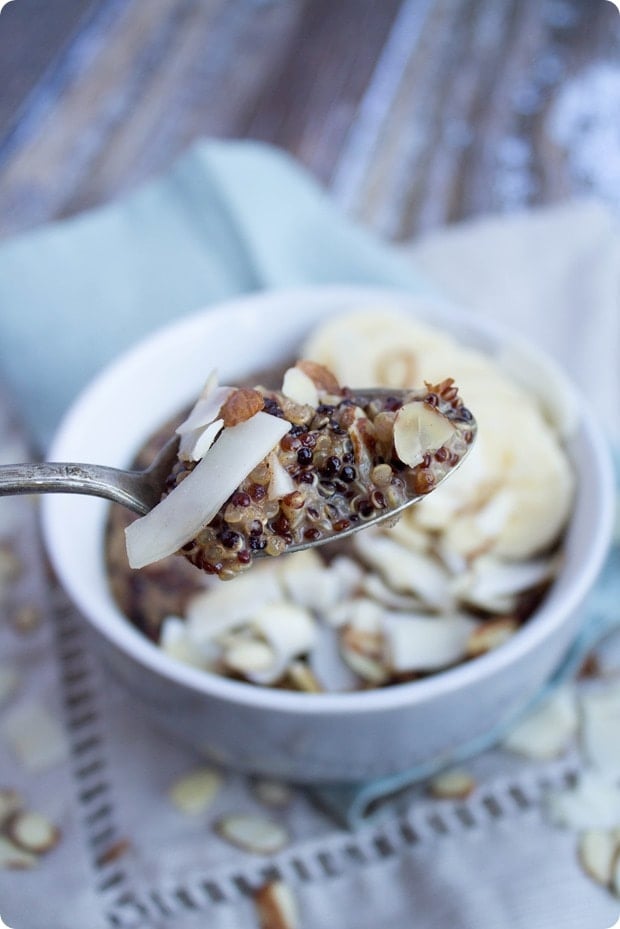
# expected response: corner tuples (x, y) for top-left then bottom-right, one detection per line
(354, 533), (453, 611)
(224, 639), (277, 676)
(281, 367), (319, 408)
(267, 451), (295, 501)
(186, 569), (283, 647)
(178, 418), (224, 463)
(385, 613), (476, 673)
(393, 401), (456, 468)
(453, 555), (556, 614)
(502, 686), (578, 760)
(465, 618), (518, 657)
(248, 603), (316, 684)
(175, 385), (234, 435)
(126, 412), (291, 569)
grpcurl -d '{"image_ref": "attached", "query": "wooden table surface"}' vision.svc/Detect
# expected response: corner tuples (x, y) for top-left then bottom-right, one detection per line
(0, 0), (619, 242)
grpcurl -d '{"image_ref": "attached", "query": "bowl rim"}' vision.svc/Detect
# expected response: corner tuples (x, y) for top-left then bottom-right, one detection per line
(42, 284), (616, 716)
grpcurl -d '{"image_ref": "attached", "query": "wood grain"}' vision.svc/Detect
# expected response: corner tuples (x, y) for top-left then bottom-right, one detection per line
(0, 0), (618, 241)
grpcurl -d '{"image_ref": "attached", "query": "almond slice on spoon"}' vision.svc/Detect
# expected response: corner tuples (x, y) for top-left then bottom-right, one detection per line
(125, 411), (291, 569)
(393, 401), (456, 468)
(281, 367), (319, 408)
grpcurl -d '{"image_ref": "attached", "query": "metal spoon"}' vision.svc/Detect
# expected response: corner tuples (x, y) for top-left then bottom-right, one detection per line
(0, 389), (474, 555)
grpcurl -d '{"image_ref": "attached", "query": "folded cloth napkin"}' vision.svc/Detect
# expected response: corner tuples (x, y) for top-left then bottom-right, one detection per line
(0, 141), (619, 929)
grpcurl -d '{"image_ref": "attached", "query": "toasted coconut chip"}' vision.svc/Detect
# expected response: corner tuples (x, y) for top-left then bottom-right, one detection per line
(393, 401), (456, 468)
(160, 617), (208, 668)
(3, 701), (69, 773)
(248, 603), (317, 685)
(465, 618), (518, 658)
(215, 814), (289, 855)
(267, 451), (296, 501)
(224, 640), (276, 676)
(0, 835), (37, 870)
(168, 767), (222, 815)
(254, 879), (300, 929)
(178, 418), (224, 463)
(187, 568), (283, 645)
(310, 625), (361, 692)
(7, 811), (59, 854)
(581, 684), (620, 777)
(176, 385), (234, 435)
(0, 666), (19, 708)
(354, 533), (453, 611)
(385, 613), (476, 673)
(547, 772), (620, 830)
(0, 789), (22, 824)
(252, 780), (293, 809)
(126, 411), (291, 569)
(429, 768), (476, 800)
(360, 572), (423, 612)
(578, 829), (618, 886)
(502, 686), (578, 761)
(281, 366), (319, 408)
(453, 555), (557, 614)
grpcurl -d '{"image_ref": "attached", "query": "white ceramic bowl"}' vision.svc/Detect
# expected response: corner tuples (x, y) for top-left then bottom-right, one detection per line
(42, 287), (615, 783)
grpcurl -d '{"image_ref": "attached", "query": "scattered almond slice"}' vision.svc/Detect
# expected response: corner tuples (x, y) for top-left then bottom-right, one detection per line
(465, 618), (518, 658)
(429, 768), (476, 800)
(3, 701), (69, 772)
(287, 661), (323, 692)
(281, 367), (319, 408)
(254, 879), (300, 929)
(248, 603), (316, 685)
(501, 686), (578, 760)
(168, 767), (222, 815)
(340, 645), (388, 685)
(6, 811), (59, 854)
(252, 780), (293, 809)
(393, 401), (456, 468)
(578, 829), (618, 886)
(125, 411), (291, 569)
(215, 814), (289, 854)
(0, 835), (38, 870)
(224, 640), (276, 677)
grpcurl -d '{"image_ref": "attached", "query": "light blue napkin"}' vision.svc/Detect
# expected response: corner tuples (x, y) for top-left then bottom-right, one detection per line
(0, 140), (428, 451)
(0, 140), (616, 830)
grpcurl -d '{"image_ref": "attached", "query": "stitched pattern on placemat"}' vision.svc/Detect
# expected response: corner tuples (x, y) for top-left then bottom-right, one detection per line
(52, 591), (136, 916)
(100, 759), (578, 928)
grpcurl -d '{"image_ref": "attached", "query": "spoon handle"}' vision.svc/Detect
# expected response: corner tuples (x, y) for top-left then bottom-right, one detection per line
(0, 462), (147, 514)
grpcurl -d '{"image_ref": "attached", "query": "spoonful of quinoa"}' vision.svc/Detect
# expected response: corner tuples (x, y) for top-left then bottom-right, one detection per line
(124, 360), (477, 580)
(0, 361), (475, 579)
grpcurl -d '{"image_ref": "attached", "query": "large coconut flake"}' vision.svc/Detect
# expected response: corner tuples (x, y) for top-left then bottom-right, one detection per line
(384, 612), (477, 672)
(125, 412), (291, 569)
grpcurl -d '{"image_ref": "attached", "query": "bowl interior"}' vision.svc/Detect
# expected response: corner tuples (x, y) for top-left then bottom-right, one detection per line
(41, 286), (615, 712)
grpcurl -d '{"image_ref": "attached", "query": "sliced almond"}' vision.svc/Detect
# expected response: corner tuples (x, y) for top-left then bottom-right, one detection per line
(281, 367), (319, 408)
(252, 780), (293, 809)
(393, 401), (456, 469)
(296, 359), (340, 394)
(465, 618), (518, 658)
(501, 686), (578, 761)
(254, 879), (300, 929)
(220, 388), (265, 427)
(340, 645), (388, 685)
(6, 811), (59, 854)
(0, 835), (37, 870)
(578, 829), (618, 886)
(429, 768), (476, 800)
(287, 661), (323, 692)
(215, 814), (289, 854)
(168, 767), (222, 815)
(125, 412), (290, 569)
